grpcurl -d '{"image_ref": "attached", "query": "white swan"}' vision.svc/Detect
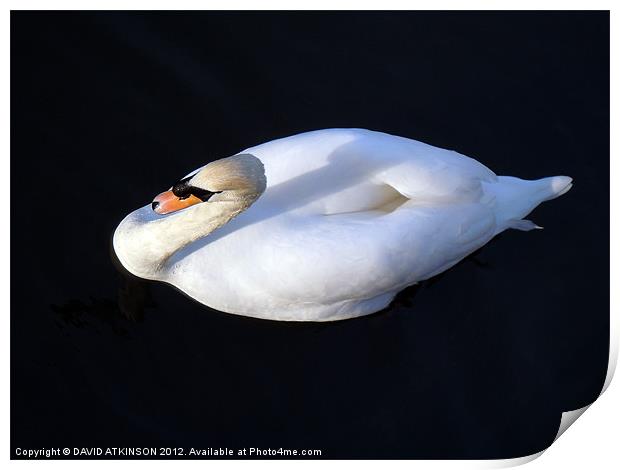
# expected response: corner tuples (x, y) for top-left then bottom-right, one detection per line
(113, 129), (572, 321)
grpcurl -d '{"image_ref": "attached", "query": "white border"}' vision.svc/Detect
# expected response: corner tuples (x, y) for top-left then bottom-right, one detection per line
(4, 2), (616, 468)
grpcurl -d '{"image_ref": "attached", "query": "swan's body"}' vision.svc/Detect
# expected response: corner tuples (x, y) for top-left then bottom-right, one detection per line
(113, 129), (572, 321)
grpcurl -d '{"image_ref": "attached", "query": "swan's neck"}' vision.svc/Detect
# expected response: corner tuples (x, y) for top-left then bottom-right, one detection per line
(113, 194), (254, 279)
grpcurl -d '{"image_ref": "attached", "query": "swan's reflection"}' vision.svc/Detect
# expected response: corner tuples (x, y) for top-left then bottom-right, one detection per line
(50, 246), (156, 337)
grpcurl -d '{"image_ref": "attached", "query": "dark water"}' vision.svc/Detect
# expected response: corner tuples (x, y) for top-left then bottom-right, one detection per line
(11, 11), (609, 459)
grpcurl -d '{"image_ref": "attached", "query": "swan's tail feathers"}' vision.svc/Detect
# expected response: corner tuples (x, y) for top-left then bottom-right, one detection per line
(487, 175), (573, 233)
(540, 175), (574, 201)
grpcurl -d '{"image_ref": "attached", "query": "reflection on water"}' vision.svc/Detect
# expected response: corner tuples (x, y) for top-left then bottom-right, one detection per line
(117, 275), (157, 322)
(51, 276), (156, 338)
(51, 297), (134, 338)
(51, 248), (158, 338)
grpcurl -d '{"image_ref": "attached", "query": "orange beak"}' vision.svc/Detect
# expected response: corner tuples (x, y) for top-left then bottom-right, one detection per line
(152, 190), (203, 215)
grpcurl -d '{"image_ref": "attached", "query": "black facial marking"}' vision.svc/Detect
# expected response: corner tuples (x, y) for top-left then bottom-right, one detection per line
(171, 175), (222, 202)
(171, 175), (193, 199)
(191, 187), (221, 202)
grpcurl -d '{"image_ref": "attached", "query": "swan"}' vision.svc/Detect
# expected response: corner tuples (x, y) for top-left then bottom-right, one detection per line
(113, 128), (572, 322)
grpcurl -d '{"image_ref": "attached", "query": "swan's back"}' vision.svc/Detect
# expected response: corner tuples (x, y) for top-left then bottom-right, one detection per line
(242, 128), (497, 217)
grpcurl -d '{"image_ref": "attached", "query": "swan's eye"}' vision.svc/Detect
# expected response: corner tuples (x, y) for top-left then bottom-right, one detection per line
(171, 175), (223, 202)
(172, 177), (193, 199)
(171, 176), (221, 202)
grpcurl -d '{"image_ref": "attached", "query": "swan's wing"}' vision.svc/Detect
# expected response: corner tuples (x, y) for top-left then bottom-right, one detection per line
(344, 129), (498, 204)
(242, 128), (498, 217)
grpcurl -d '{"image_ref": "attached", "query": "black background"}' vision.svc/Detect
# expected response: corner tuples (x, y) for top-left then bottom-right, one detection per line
(11, 11), (609, 459)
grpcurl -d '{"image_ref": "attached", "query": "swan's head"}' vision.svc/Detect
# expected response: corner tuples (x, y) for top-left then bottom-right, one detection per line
(151, 153), (266, 215)
(113, 154), (265, 279)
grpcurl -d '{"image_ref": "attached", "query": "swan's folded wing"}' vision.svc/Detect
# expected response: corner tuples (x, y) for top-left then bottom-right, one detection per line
(348, 129), (498, 204)
(377, 148), (498, 204)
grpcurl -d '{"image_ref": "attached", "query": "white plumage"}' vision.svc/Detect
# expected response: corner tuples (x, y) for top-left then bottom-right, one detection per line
(113, 128), (572, 321)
